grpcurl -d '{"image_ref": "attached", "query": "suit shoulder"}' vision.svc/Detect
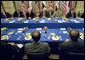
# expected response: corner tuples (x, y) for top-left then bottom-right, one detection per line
(59, 42), (70, 47)
(40, 42), (49, 46)
(25, 43), (32, 47)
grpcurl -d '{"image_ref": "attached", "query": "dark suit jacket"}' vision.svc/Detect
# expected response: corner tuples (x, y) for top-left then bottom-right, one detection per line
(26, 12), (35, 19)
(24, 42), (50, 54)
(39, 11), (50, 18)
(81, 13), (84, 18)
(1, 42), (18, 59)
(1, 12), (11, 18)
(59, 40), (84, 59)
(13, 11), (24, 18)
(66, 11), (76, 18)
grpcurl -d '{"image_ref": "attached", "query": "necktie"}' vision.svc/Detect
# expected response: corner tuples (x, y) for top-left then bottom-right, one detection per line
(43, 11), (45, 16)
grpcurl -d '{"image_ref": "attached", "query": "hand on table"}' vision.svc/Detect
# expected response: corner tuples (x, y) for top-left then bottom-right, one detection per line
(55, 17), (58, 18)
(8, 42), (16, 45)
(51, 16), (55, 18)
(1, 37), (3, 40)
(65, 39), (70, 42)
(43, 16), (46, 18)
(29, 17), (31, 19)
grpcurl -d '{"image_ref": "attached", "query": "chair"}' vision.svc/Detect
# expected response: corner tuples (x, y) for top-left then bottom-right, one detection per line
(1, 43), (19, 59)
(27, 53), (50, 59)
(60, 52), (84, 59)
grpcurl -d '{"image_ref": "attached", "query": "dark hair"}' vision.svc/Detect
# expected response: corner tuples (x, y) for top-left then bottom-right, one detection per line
(31, 31), (41, 42)
(69, 30), (79, 41)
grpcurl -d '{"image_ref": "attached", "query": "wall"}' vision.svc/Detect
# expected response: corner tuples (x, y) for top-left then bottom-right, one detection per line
(76, 1), (84, 16)
(1, 1), (84, 17)
(2, 1), (15, 15)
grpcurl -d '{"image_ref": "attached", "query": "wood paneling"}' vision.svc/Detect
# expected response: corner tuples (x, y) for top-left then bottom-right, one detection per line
(1, 1), (84, 16)
(76, 1), (84, 15)
(2, 1), (15, 15)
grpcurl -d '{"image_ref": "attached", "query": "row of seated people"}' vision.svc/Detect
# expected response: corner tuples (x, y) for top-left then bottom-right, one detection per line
(1, 30), (84, 59)
(1, 7), (84, 19)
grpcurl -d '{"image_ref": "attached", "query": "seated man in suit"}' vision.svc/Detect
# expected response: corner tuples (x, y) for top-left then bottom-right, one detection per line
(59, 30), (84, 59)
(1, 31), (24, 59)
(51, 9), (62, 18)
(39, 7), (50, 18)
(1, 9), (11, 18)
(13, 10), (24, 18)
(66, 9), (76, 18)
(26, 8), (35, 19)
(24, 31), (50, 59)
(48, 7), (54, 17)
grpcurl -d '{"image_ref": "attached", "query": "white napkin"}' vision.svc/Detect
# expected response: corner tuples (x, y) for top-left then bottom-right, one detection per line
(18, 28), (24, 31)
(75, 21), (79, 23)
(1, 28), (3, 30)
(40, 20), (45, 23)
(39, 31), (41, 33)
(63, 31), (68, 34)
(17, 31), (22, 33)
(58, 20), (63, 23)
(24, 20), (29, 23)
(82, 28), (84, 30)
(9, 21), (15, 23)
(60, 28), (66, 30)
(16, 44), (24, 48)
(36, 28), (42, 30)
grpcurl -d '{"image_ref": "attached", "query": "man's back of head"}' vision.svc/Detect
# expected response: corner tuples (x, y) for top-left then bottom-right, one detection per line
(31, 31), (41, 42)
(69, 30), (79, 41)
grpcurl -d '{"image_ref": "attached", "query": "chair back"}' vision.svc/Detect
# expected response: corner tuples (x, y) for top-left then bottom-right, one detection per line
(27, 53), (49, 59)
(62, 53), (84, 59)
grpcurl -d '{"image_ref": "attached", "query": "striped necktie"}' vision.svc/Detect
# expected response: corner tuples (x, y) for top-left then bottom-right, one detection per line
(43, 11), (45, 16)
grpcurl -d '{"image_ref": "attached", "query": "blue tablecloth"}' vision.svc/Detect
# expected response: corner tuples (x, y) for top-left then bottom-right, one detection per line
(1, 28), (84, 43)
(1, 18), (84, 28)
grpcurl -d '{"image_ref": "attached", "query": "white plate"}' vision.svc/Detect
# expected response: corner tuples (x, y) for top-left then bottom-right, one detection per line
(26, 33), (30, 36)
(33, 18), (37, 20)
(58, 20), (62, 23)
(75, 21), (79, 23)
(2, 35), (8, 40)
(8, 32), (13, 35)
(18, 28), (24, 31)
(71, 20), (75, 22)
(36, 28), (42, 30)
(17, 31), (22, 33)
(80, 33), (84, 40)
(40, 20), (45, 23)
(47, 18), (51, 20)
(50, 33), (55, 36)
(24, 20), (29, 23)
(25, 36), (32, 40)
(52, 36), (59, 40)
(80, 36), (84, 40)
(60, 28), (66, 30)
(63, 31), (68, 34)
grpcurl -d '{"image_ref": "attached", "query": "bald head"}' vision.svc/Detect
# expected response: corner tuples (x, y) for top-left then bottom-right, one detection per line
(27, 8), (31, 13)
(69, 30), (79, 41)
(31, 31), (41, 42)
(43, 7), (47, 12)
